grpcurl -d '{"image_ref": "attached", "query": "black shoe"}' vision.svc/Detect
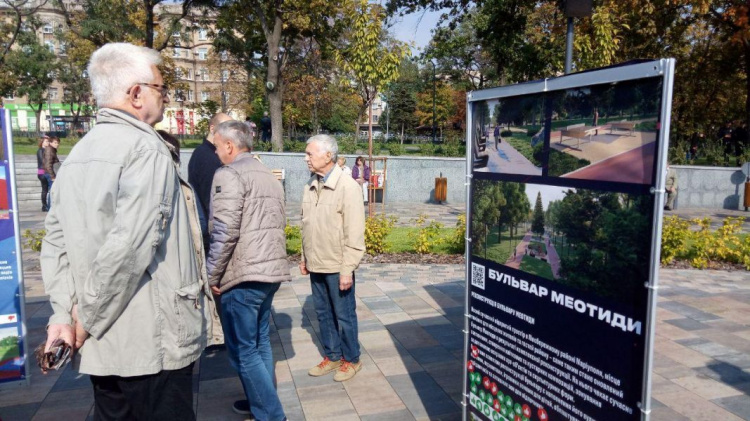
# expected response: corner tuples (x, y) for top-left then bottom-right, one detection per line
(42, 206), (49, 212)
(232, 399), (251, 416)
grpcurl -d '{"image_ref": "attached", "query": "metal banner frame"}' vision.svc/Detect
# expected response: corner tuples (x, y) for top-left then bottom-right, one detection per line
(462, 59), (675, 421)
(0, 108), (30, 389)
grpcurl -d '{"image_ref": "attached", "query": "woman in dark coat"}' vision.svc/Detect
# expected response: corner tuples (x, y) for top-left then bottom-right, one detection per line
(36, 136), (50, 211)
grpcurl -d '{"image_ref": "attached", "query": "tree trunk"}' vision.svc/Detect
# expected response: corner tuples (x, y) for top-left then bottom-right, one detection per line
(34, 103), (43, 134)
(266, 15), (284, 152)
(144, 1), (155, 49)
(745, 42), (750, 133)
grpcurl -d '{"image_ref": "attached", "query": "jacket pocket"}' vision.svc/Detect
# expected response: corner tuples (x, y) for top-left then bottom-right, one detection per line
(152, 201), (172, 247)
(174, 282), (203, 347)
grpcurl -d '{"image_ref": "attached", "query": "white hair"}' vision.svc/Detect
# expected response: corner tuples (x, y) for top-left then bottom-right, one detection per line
(307, 134), (338, 162)
(215, 120), (253, 150)
(87, 43), (162, 107)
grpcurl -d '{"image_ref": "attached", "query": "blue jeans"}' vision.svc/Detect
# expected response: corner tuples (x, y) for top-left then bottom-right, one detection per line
(221, 282), (285, 421)
(44, 174), (53, 209)
(310, 272), (360, 363)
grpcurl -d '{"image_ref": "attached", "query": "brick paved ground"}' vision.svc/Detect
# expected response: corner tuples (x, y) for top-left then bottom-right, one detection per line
(2, 207), (749, 420)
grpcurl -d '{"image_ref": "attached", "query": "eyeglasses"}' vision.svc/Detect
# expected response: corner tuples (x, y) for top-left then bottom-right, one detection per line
(128, 83), (169, 97)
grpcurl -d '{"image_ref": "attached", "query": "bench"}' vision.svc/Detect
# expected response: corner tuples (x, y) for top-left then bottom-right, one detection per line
(609, 121), (636, 136)
(271, 168), (285, 193)
(559, 124), (601, 149)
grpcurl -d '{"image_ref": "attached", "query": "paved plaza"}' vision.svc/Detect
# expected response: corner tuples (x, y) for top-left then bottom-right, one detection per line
(1, 206), (749, 420)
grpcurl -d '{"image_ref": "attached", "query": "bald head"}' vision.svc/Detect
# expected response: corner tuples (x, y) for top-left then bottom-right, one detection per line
(208, 113), (233, 143)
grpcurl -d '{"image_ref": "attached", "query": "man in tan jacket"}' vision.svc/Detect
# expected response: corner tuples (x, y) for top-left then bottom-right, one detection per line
(207, 121), (290, 421)
(300, 134), (366, 382)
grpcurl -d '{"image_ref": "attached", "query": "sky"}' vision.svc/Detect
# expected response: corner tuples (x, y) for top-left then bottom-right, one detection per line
(385, 8), (447, 53)
(524, 184), (574, 211)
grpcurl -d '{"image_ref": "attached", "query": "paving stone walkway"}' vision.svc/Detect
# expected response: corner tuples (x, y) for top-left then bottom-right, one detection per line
(3, 207), (750, 420)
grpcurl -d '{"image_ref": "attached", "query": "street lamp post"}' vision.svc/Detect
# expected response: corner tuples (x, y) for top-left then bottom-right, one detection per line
(431, 59), (436, 143)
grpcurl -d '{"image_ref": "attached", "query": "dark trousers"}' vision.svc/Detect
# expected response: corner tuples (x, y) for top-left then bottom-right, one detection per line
(90, 362), (195, 421)
(37, 174), (48, 209)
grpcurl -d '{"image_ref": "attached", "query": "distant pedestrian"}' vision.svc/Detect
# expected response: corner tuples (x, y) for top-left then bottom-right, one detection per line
(43, 136), (60, 210)
(338, 156), (351, 176)
(665, 164), (678, 211)
(36, 136), (50, 212)
(260, 111), (271, 142)
(351, 156), (370, 203)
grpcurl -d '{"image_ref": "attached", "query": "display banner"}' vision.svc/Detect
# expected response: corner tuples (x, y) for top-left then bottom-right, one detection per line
(0, 109), (29, 387)
(463, 60), (675, 421)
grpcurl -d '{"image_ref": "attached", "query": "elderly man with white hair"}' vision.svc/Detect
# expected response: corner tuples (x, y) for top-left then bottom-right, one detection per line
(300, 134), (366, 382)
(40, 43), (211, 420)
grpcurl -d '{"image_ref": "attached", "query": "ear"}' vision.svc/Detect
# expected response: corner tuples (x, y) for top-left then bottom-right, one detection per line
(129, 85), (143, 106)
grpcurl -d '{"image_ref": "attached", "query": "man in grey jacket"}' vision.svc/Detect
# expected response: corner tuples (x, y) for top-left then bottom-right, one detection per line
(207, 121), (291, 421)
(41, 43), (211, 420)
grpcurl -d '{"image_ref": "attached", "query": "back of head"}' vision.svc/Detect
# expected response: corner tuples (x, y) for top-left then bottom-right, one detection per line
(87, 43), (162, 107)
(216, 120), (253, 151)
(210, 112), (232, 128)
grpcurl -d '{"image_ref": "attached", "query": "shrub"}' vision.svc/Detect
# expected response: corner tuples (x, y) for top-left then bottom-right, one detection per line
(420, 143), (436, 156)
(409, 214), (444, 254)
(442, 139), (461, 157)
(285, 224), (301, 254)
(500, 130), (513, 137)
(446, 214), (466, 253)
(660, 216), (690, 264)
(22, 229), (46, 252)
(388, 143), (404, 156)
(365, 214), (396, 254)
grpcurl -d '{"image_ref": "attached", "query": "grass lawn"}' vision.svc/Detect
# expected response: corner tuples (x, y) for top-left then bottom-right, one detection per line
(548, 148), (590, 176)
(519, 255), (554, 280)
(503, 134), (540, 166)
(286, 226), (461, 255)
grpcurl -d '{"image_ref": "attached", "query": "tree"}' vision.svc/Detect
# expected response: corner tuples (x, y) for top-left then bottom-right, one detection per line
(531, 192), (545, 238)
(415, 81), (454, 138)
(5, 27), (57, 133)
(388, 87), (418, 142)
(0, 0), (51, 100)
(56, 32), (96, 132)
(336, 0), (407, 143)
(55, 0), (213, 50)
(423, 8), (497, 90)
(215, 0), (349, 151)
(470, 179), (505, 255)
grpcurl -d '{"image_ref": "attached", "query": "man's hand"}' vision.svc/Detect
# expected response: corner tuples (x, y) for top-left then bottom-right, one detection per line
(339, 274), (353, 291)
(299, 261), (309, 275)
(211, 286), (221, 296)
(45, 324), (75, 354)
(71, 304), (89, 349)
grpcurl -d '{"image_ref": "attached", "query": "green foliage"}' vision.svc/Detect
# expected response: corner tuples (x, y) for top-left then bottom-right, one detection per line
(388, 143), (404, 156)
(446, 213), (467, 254)
(531, 192), (545, 237)
(500, 130), (513, 137)
(285, 224), (301, 254)
(545, 147), (591, 176)
(688, 217), (747, 269)
(408, 214), (444, 254)
(282, 140), (307, 153)
(22, 229), (46, 252)
(365, 214), (397, 255)
(519, 255), (554, 280)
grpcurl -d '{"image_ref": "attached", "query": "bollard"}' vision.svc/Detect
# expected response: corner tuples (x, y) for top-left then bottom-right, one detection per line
(745, 179), (750, 211)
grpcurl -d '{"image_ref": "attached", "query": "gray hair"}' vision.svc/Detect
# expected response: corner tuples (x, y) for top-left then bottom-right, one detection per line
(87, 43), (162, 107)
(215, 120), (253, 150)
(307, 134), (338, 162)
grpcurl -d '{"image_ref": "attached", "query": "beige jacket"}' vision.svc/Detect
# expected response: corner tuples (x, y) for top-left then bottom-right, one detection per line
(301, 165), (365, 275)
(207, 152), (291, 293)
(41, 108), (211, 377)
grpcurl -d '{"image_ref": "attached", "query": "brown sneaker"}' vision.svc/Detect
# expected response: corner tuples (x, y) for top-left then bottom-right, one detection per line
(308, 357), (342, 376)
(333, 360), (362, 382)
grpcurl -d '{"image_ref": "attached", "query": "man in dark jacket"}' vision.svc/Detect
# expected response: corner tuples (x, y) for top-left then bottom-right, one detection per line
(188, 112), (233, 243)
(207, 121), (290, 421)
(260, 111), (271, 142)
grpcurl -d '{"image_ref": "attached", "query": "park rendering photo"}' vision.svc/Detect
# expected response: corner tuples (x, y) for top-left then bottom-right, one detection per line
(470, 179), (653, 303)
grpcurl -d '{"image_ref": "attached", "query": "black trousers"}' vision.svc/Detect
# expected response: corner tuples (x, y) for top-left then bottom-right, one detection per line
(90, 362), (195, 421)
(37, 174), (48, 209)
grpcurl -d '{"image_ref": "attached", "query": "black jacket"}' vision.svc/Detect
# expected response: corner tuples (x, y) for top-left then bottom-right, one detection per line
(188, 138), (222, 220)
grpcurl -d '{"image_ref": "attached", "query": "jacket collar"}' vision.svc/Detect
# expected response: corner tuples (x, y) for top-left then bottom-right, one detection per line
(307, 164), (343, 192)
